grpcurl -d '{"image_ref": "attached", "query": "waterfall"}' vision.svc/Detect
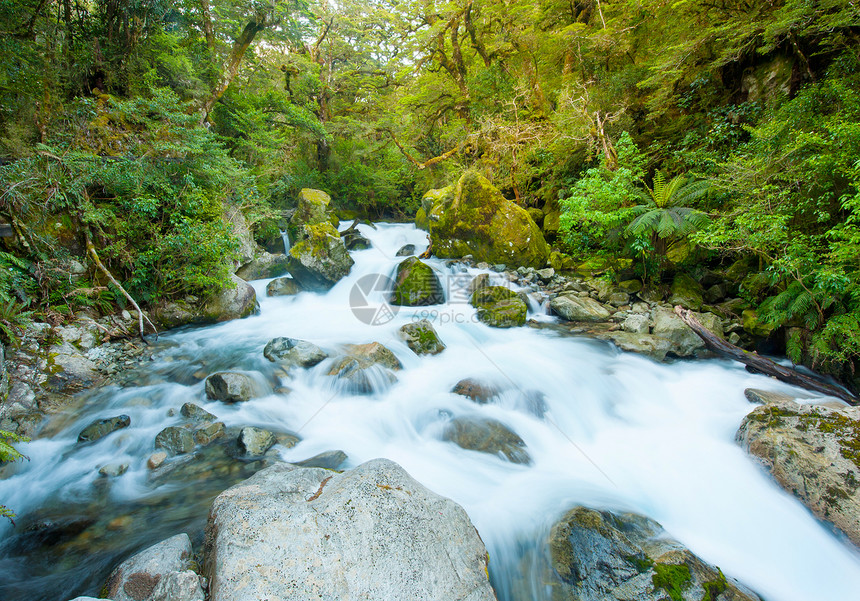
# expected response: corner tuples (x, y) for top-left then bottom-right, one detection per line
(1, 222), (859, 601)
(280, 229), (291, 254)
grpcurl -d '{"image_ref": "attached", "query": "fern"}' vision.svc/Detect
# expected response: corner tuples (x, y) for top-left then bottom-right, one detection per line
(0, 429), (29, 523)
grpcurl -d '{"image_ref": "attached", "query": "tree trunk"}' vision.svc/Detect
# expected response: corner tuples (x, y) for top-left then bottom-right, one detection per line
(200, 0), (215, 50)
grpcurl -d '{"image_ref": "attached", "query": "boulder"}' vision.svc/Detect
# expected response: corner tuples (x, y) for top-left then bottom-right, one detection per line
(452, 378), (502, 404)
(155, 426), (196, 456)
(193, 421), (225, 446)
(204, 459), (496, 601)
(78, 415), (130, 443)
(548, 507), (760, 601)
(265, 276), (302, 297)
(650, 306), (707, 357)
(98, 463), (129, 478)
(602, 332), (678, 362)
(45, 342), (101, 393)
(237, 426), (276, 458)
(341, 228), (372, 250)
(180, 403), (216, 422)
(288, 188), (333, 242)
(427, 172), (549, 268)
(201, 275), (259, 323)
(550, 294), (611, 323)
(737, 396), (860, 547)
(105, 533), (203, 601)
(263, 337), (328, 368)
(390, 257), (445, 306)
(398, 320), (446, 355)
(204, 372), (259, 403)
(669, 273), (705, 310)
(622, 314), (651, 334)
(396, 244), (416, 257)
(742, 309), (776, 338)
(285, 223), (354, 292)
(327, 342), (402, 394)
(235, 253), (289, 281)
(470, 285), (528, 328)
(293, 450), (349, 470)
(442, 416), (531, 465)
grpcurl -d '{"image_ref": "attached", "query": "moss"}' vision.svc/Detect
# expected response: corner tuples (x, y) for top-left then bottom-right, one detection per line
(700, 569), (728, 601)
(470, 286), (527, 328)
(391, 257), (444, 306)
(624, 553), (654, 574)
(652, 563), (692, 601)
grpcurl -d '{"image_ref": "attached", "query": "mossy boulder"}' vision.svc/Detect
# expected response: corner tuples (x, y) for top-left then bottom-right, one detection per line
(428, 172), (549, 268)
(470, 285), (528, 328)
(742, 308), (776, 338)
(266, 276), (302, 297)
(668, 273), (704, 311)
(390, 256), (445, 306)
(77, 415), (130, 443)
(286, 223), (354, 292)
(442, 416), (531, 465)
(288, 188), (333, 242)
(235, 253), (290, 281)
(154, 425), (195, 456)
(200, 274), (259, 323)
(398, 320), (446, 355)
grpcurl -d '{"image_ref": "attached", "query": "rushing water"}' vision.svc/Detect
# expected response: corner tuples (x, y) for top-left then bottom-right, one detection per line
(2, 222), (860, 601)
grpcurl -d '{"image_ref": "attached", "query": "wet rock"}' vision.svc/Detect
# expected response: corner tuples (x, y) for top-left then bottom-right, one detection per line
(669, 273), (705, 311)
(424, 172), (550, 267)
(194, 421), (226, 445)
(398, 320), (446, 355)
(98, 463), (129, 478)
(265, 276), (302, 297)
(737, 396), (860, 547)
(105, 533), (203, 601)
(204, 372), (258, 403)
(327, 342), (402, 394)
(390, 256), (445, 306)
(204, 459), (496, 601)
(341, 228), (372, 250)
(452, 378), (502, 404)
(650, 306), (707, 357)
(78, 415), (131, 443)
(235, 253), (289, 281)
(442, 416), (531, 465)
(622, 313), (651, 334)
(470, 285), (528, 328)
(46, 342), (101, 393)
(286, 222), (354, 292)
(155, 426), (196, 456)
(293, 450), (348, 470)
(263, 337), (328, 368)
(603, 332), (677, 362)
(536, 267), (555, 283)
(180, 403), (216, 422)
(468, 273), (491, 294)
(550, 293), (611, 322)
(395, 244), (416, 257)
(147, 452), (168, 470)
(237, 426), (277, 458)
(202, 275), (259, 322)
(548, 507), (760, 601)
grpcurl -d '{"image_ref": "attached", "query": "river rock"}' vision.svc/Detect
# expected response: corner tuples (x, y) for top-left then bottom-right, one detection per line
(398, 319), (446, 355)
(737, 396), (860, 547)
(442, 416), (531, 464)
(237, 426), (276, 458)
(550, 293), (611, 322)
(204, 459), (496, 601)
(396, 244), (416, 256)
(285, 222), (354, 291)
(199, 274), (259, 323)
(155, 426), (196, 456)
(293, 450), (348, 470)
(341, 228), (372, 250)
(263, 337), (328, 367)
(98, 463), (129, 478)
(78, 415), (130, 443)
(390, 257), (445, 306)
(425, 171), (550, 268)
(204, 372), (259, 403)
(622, 313), (651, 334)
(180, 403), (216, 422)
(669, 273), (705, 310)
(548, 506), (760, 601)
(650, 306), (708, 357)
(327, 342), (402, 394)
(603, 331), (678, 361)
(288, 188), (334, 242)
(235, 253), (289, 281)
(470, 285), (528, 328)
(265, 276), (302, 297)
(45, 342), (101, 393)
(105, 533), (203, 601)
(193, 421), (226, 445)
(452, 378), (502, 403)
(147, 452), (168, 470)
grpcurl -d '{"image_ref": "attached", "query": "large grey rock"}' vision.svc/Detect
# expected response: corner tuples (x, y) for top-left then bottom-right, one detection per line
(237, 426), (276, 458)
(155, 426), (196, 456)
(45, 341), (101, 392)
(202, 275), (259, 322)
(265, 276), (302, 297)
(327, 342), (403, 394)
(105, 533), (203, 601)
(669, 273), (705, 310)
(603, 332), (678, 362)
(204, 372), (259, 403)
(398, 320), (446, 355)
(235, 253), (289, 281)
(737, 396), (860, 547)
(548, 507), (760, 601)
(204, 459), (496, 601)
(622, 313), (651, 334)
(78, 415), (131, 443)
(286, 223), (354, 292)
(180, 402), (216, 422)
(550, 294), (611, 322)
(263, 337), (328, 368)
(651, 306), (723, 357)
(442, 416), (531, 465)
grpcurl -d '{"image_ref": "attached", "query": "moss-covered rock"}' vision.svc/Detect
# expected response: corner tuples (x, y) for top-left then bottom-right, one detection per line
(201, 274), (259, 323)
(286, 223), (354, 292)
(288, 188), (333, 243)
(428, 172), (549, 268)
(391, 257), (445, 306)
(398, 320), (446, 355)
(669, 273), (704, 311)
(742, 308), (776, 338)
(470, 285), (528, 328)
(235, 253), (290, 281)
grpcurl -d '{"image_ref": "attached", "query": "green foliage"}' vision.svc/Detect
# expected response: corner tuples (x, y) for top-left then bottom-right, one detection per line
(651, 563), (692, 601)
(0, 428), (29, 522)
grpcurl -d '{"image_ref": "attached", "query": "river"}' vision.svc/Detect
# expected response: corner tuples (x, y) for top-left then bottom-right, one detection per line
(1, 222), (859, 600)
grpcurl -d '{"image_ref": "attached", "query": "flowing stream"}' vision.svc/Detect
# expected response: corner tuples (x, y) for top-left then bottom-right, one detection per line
(1, 223), (860, 601)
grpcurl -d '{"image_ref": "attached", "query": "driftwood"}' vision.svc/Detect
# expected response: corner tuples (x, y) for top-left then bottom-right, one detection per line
(674, 306), (857, 405)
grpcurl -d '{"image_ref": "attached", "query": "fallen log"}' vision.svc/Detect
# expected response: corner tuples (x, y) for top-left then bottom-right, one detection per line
(674, 306), (858, 406)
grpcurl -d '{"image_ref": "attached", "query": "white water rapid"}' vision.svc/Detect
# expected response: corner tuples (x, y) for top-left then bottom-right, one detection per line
(2, 222), (859, 601)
